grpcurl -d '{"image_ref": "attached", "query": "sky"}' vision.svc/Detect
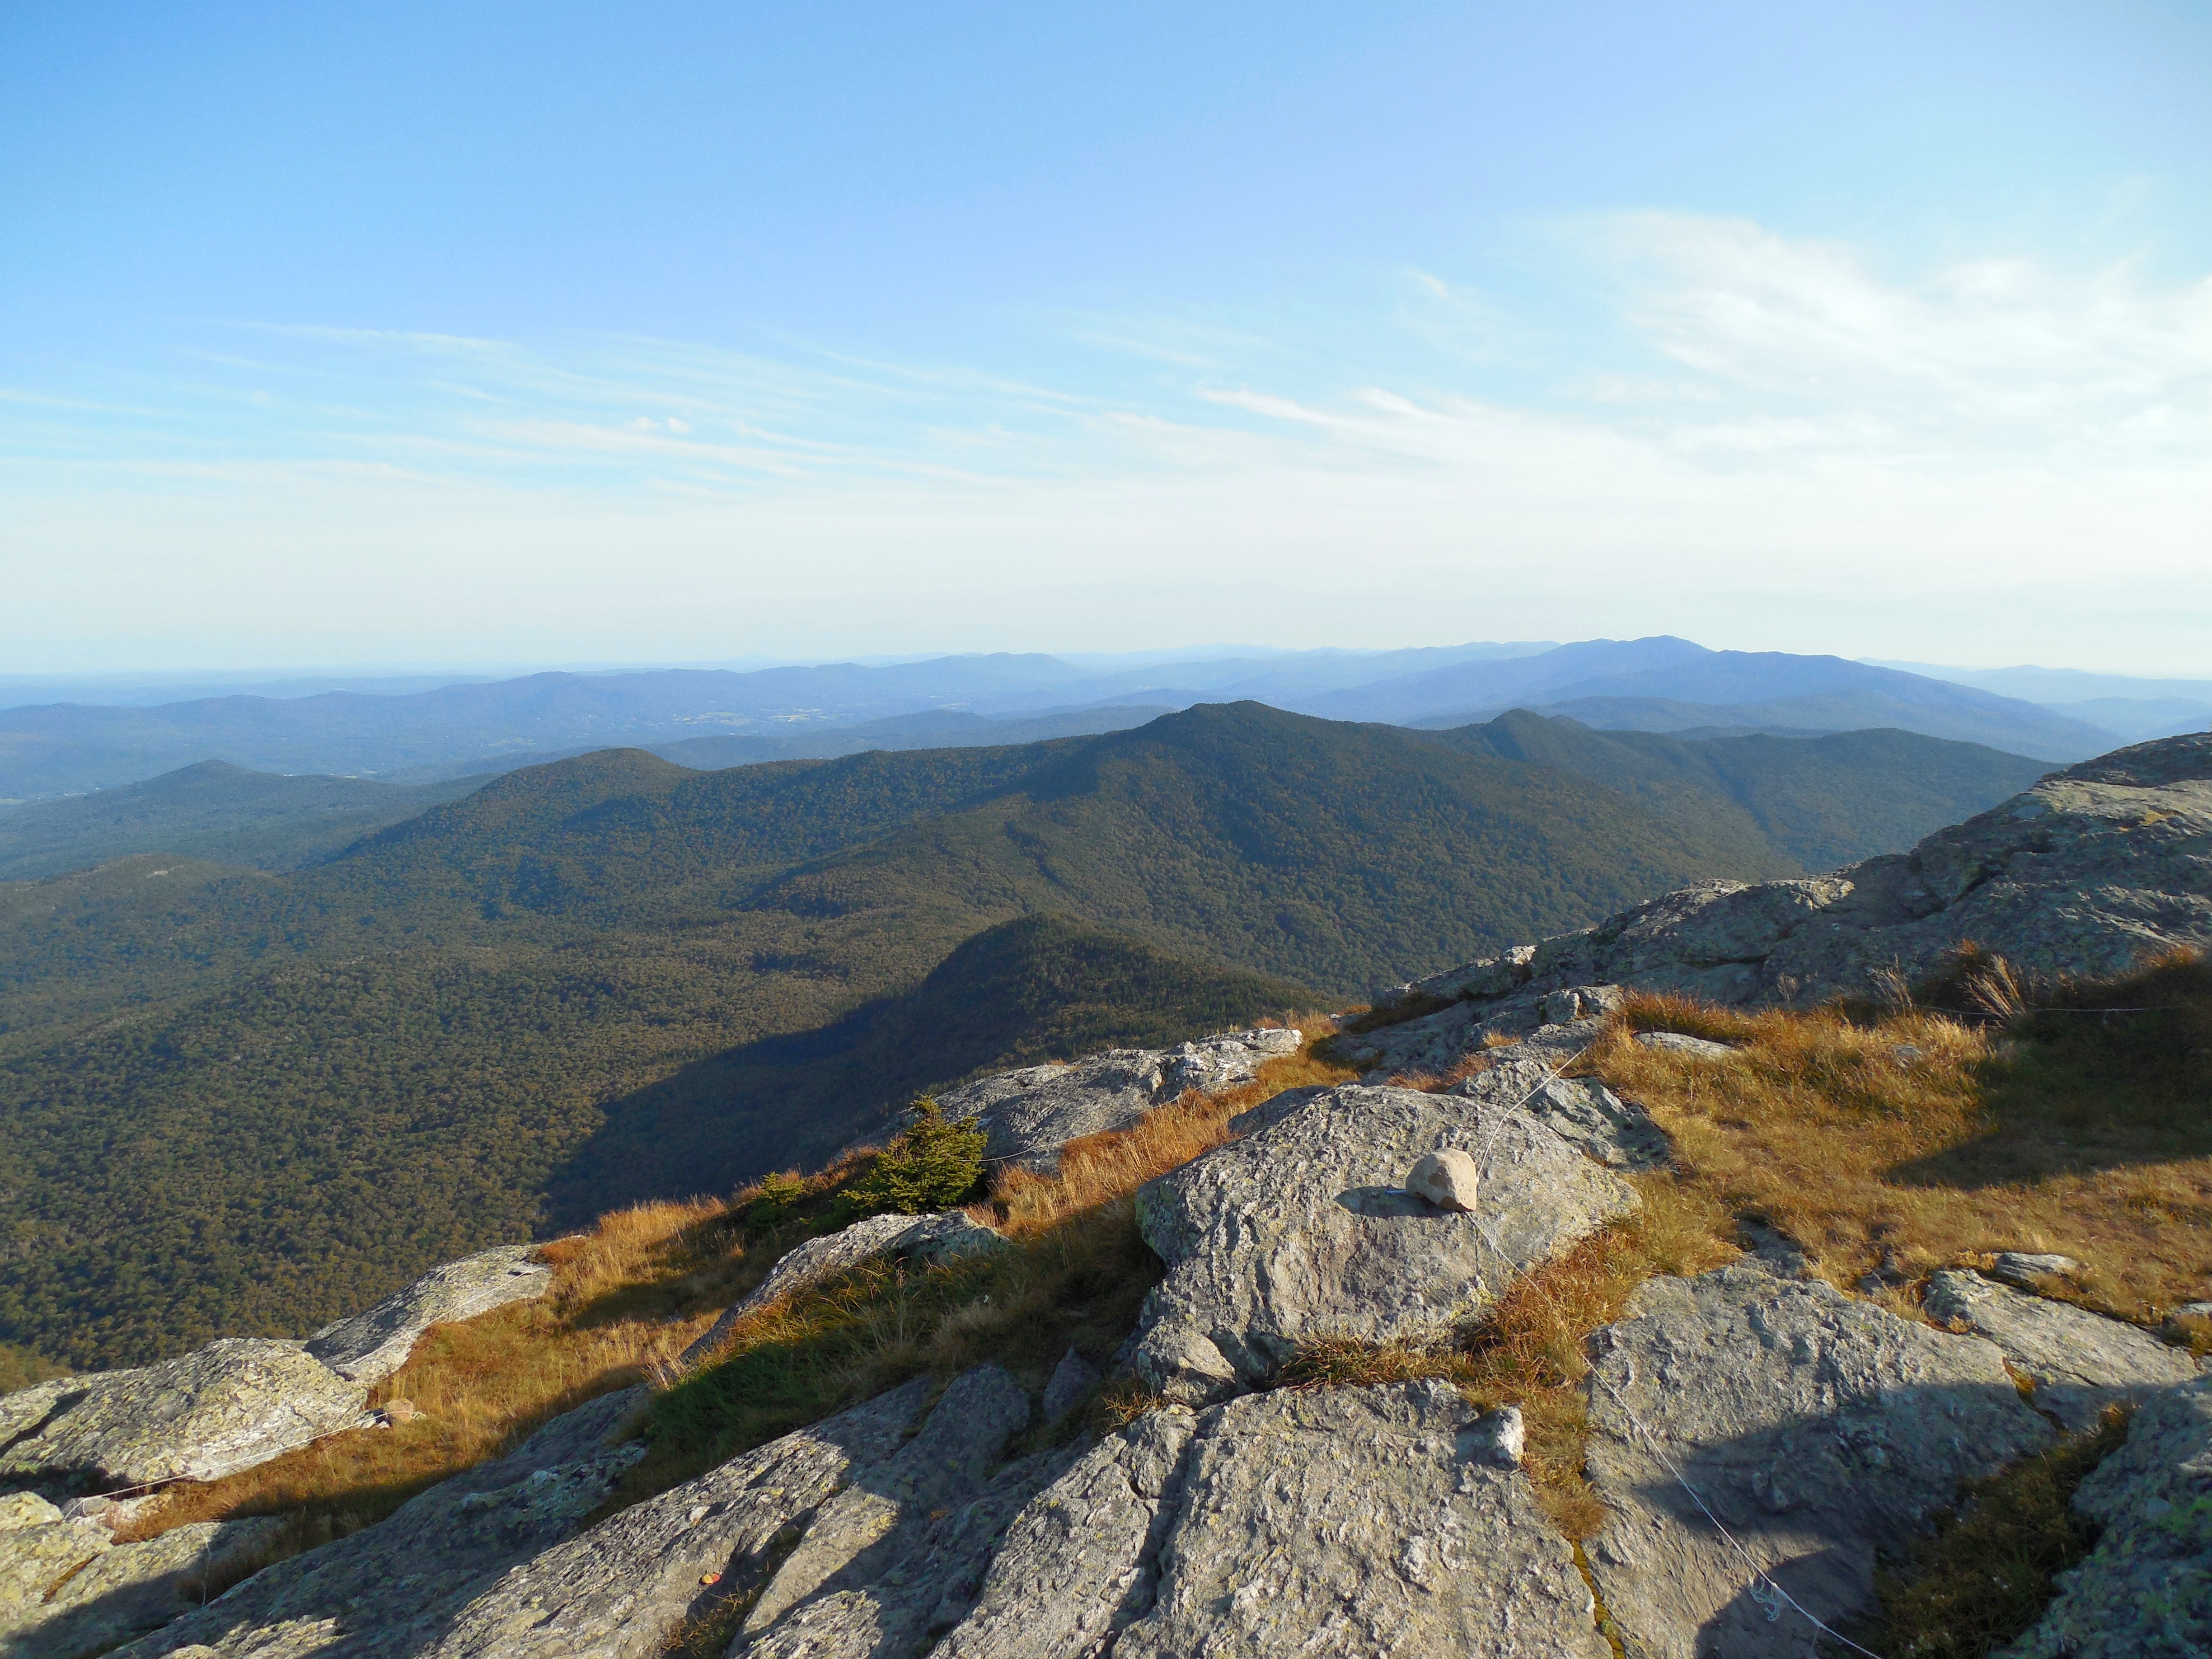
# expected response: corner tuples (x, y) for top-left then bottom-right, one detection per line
(4, 0), (2208, 676)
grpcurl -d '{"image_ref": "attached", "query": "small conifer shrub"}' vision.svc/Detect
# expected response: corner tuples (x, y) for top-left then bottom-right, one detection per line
(843, 1098), (988, 1217)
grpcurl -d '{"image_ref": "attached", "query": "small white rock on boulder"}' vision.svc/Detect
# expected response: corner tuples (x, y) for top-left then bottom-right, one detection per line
(1406, 1148), (1480, 1212)
(1129, 1084), (1636, 1402)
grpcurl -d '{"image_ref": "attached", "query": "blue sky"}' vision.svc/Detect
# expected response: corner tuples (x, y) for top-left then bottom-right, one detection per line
(4, 0), (2208, 674)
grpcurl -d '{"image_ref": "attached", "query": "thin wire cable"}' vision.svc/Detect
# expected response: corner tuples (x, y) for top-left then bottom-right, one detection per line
(1450, 1028), (1893, 1659)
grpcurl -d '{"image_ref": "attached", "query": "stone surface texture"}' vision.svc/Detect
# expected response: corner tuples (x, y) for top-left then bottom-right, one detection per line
(938, 1028), (1301, 1173)
(6, 1517), (282, 1659)
(929, 1410), (1197, 1659)
(1632, 1031), (1740, 1060)
(1583, 1261), (2056, 1659)
(1366, 733), (2212, 1019)
(305, 1246), (553, 1386)
(1111, 1382), (1604, 1659)
(1922, 1269), (2198, 1430)
(1129, 1084), (1636, 1401)
(1040, 1349), (1101, 1425)
(1453, 1057), (1672, 1172)
(736, 1364), (1072, 1659)
(2003, 1378), (2212, 1658)
(115, 1386), (647, 1659)
(1987, 1252), (2080, 1288)
(931, 1382), (1594, 1659)
(0, 1341), (367, 1488)
(416, 1380), (932, 1659)
(0, 1495), (61, 1532)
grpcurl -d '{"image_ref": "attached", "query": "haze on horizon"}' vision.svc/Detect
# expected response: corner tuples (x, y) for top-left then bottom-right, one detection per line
(4, 1), (2208, 679)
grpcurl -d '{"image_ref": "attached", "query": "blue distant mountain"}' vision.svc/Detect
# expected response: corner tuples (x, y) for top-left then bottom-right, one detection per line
(0, 637), (2120, 804)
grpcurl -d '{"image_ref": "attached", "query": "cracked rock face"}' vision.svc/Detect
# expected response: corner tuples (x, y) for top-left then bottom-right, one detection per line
(115, 1387), (647, 1659)
(1922, 1269), (2199, 1431)
(417, 1378), (933, 1659)
(736, 1364), (1071, 1659)
(1116, 1382), (1601, 1659)
(938, 1029), (1301, 1174)
(1130, 1085), (1637, 1401)
(2, 1516), (282, 1659)
(0, 1340), (367, 1488)
(1369, 732), (2212, 1017)
(2003, 1378), (2212, 1658)
(937, 1380), (1603, 1659)
(1583, 1261), (2056, 1659)
(305, 1245), (553, 1386)
(931, 1408), (1198, 1659)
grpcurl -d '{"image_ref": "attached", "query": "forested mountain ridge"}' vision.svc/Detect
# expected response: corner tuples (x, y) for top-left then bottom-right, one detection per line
(1420, 711), (2052, 871)
(0, 702), (2055, 1368)
(0, 760), (483, 881)
(0, 705), (1764, 1367)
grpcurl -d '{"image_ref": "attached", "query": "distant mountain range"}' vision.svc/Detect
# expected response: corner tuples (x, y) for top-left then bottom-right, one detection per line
(0, 636), (2170, 804)
(1866, 661), (2212, 743)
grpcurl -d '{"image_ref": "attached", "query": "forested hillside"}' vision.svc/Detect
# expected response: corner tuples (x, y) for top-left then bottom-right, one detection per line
(1421, 711), (2052, 870)
(0, 761), (483, 881)
(0, 706), (1745, 1367)
(0, 702), (2048, 1369)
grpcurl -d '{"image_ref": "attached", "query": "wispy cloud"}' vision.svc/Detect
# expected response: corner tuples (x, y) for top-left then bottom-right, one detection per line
(5, 214), (2209, 671)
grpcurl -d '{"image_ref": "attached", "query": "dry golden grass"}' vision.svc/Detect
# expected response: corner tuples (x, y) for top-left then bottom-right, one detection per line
(997, 1026), (1355, 1236)
(1596, 957), (2212, 1322)
(623, 1032), (1359, 1500)
(118, 1198), (752, 1545)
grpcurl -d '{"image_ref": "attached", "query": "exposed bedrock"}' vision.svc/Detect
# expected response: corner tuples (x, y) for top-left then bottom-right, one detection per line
(1583, 1261), (2058, 1659)
(934, 1380), (1599, 1659)
(1364, 732), (2212, 1025)
(938, 1028), (1302, 1173)
(1129, 1083), (1637, 1403)
(305, 1246), (553, 1387)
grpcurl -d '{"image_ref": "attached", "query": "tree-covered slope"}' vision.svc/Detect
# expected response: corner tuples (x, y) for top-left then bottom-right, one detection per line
(742, 703), (1787, 995)
(0, 761), (487, 881)
(1418, 710), (2051, 871)
(545, 912), (1319, 1222)
(0, 702), (1819, 1367)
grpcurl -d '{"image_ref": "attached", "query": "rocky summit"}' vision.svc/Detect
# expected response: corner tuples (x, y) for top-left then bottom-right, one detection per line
(4, 731), (2211, 1657)
(1360, 730), (2212, 1043)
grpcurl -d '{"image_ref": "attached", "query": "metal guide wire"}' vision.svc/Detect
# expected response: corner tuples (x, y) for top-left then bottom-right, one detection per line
(1457, 1034), (1893, 1659)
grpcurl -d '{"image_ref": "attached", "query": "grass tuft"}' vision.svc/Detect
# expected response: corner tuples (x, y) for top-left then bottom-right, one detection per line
(1850, 1409), (2134, 1659)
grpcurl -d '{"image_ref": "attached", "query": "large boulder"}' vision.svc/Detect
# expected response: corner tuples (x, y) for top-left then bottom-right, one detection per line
(415, 1378), (934, 1659)
(939, 1029), (1302, 1173)
(1923, 1269), (2199, 1431)
(1368, 732), (2212, 1018)
(936, 1380), (1606, 1659)
(1129, 1084), (1637, 1401)
(1583, 1261), (2056, 1659)
(736, 1365), (1066, 1658)
(114, 1386), (647, 1659)
(2, 1516), (281, 1659)
(0, 1341), (367, 1489)
(2003, 1378), (2212, 1657)
(305, 1245), (553, 1386)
